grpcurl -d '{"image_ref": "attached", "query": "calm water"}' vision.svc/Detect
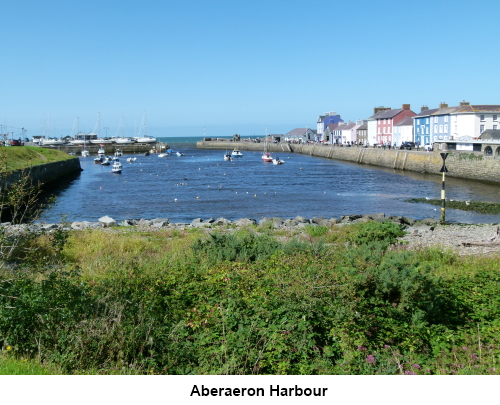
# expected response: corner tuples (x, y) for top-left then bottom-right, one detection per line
(38, 137), (500, 224)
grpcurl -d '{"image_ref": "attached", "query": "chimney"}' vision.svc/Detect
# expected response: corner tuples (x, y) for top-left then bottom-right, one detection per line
(402, 104), (410, 110)
(329, 111), (336, 116)
(460, 100), (470, 106)
(439, 102), (448, 109)
(420, 105), (429, 112)
(374, 106), (390, 114)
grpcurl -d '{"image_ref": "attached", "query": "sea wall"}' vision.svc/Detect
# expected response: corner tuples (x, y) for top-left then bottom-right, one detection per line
(3, 157), (82, 189)
(196, 141), (500, 183)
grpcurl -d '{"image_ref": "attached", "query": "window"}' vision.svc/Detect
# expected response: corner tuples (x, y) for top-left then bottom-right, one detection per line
(480, 125), (485, 133)
(426, 118), (429, 124)
(494, 125), (498, 130)
(439, 125), (443, 133)
(434, 125), (438, 133)
(494, 115), (498, 121)
(480, 115), (485, 121)
(426, 127), (429, 134)
(444, 125), (448, 133)
(434, 117), (438, 123)
(444, 116), (448, 122)
(417, 127), (420, 134)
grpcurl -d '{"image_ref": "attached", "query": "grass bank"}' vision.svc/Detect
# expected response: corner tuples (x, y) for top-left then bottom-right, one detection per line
(1, 222), (499, 375)
(0, 146), (75, 172)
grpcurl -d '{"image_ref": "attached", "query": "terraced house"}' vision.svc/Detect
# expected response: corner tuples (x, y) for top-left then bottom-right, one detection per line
(413, 106), (439, 145)
(374, 104), (416, 145)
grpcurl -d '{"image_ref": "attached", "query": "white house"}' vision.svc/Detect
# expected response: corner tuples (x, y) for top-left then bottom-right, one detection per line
(393, 117), (414, 145)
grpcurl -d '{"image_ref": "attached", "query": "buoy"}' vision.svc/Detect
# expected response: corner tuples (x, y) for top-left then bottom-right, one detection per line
(254, 194), (257, 197)
(174, 198), (177, 202)
(196, 197), (199, 199)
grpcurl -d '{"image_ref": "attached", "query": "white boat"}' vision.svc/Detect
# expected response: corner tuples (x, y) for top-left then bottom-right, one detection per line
(158, 153), (169, 157)
(94, 155), (103, 164)
(232, 149), (243, 158)
(97, 147), (106, 155)
(133, 114), (157, 143)
(111, 160), (122, 173)
(81, 149), (90, 157)
(126, 157), (137, 162)
(224, 153), (232, 161)
(261, 128), (273, 162)
(272, 156), (285, 165)
(133, 136), (157, 143)
(114, 149), (123, 156)
(90, 138), (113, 145)
(176, 151), (185, 157)
(70, 139), (85, 145)
(41, 138), (65, 146)
(112, 137), (135, 144)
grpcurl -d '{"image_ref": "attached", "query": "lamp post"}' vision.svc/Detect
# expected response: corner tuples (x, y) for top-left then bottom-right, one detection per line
(440, 152), (448, 224)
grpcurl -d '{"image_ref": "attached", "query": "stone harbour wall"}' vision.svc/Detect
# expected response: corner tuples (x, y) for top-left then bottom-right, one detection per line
(197, 141), (500, 184)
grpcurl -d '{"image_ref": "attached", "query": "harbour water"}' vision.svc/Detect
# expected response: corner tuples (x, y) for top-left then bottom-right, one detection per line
(37, 137), (500, 224)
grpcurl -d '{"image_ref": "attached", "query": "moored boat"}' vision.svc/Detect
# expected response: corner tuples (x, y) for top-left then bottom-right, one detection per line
(232, 149), (243, 158)
(111, 160), (122, 173)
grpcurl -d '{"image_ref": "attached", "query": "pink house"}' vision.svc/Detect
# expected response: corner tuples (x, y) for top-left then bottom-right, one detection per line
(375, 104), (416, 144)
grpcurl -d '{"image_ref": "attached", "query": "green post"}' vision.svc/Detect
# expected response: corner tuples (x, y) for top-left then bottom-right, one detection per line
(440, 152), (448, 224)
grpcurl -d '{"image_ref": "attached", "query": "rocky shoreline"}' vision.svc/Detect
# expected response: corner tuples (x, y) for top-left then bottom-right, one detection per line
(2, 213), (499, 256)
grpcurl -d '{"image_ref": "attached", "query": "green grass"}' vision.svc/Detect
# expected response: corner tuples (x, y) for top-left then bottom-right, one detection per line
(0, 354), (63, 375)
(1, 221), (500, 375)
(0, 146), (75, 172)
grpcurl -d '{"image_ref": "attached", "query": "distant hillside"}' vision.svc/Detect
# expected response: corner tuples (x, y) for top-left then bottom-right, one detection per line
(0, 146), (76, 172)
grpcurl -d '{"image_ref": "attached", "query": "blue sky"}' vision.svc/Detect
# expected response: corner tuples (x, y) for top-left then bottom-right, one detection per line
(1, 0), (499, 138)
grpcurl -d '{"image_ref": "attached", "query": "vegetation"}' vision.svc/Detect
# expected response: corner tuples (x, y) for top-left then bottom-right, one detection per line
(0, 146), (75, 172)
(406, 198), (500, 215)
(1, 220), (499, 375)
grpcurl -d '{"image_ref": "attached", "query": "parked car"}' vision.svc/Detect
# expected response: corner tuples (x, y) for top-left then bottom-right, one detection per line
(423, 143), (433, 152)
(10, 139), (24, 146)
(400, 142), (416, 150)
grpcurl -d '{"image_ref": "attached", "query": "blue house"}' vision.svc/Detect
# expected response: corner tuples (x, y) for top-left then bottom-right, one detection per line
(413, 106), (439, 145)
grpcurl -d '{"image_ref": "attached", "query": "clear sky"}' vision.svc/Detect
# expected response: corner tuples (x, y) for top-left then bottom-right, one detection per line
(1, 0), (499, 138)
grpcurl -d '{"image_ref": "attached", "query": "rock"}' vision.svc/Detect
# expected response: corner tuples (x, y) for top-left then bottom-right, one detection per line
(283, 219), (299, 227)
(99, 216), (117, 227)
(297, 222), (314, 228)
(259, 217), (273, 226)
(151, 218), (170, 225)
(400, 216), (416, 226)
(41, 223), (59, 230)
(233, 218), (257, 227)
(214, 218), (232, 225)
(340, 215), (362, 224)
(418, 218), (440, 225)
(138, 219), (152, 227)
(294, 216), (309, 223)
(120, 220), (134, 227)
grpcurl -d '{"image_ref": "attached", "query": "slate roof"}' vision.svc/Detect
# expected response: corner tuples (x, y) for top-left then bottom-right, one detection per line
(357, 122), (368, 130)
(285, 128), (310, 136)
(374, 108), (405, 119)
(454, 105), (500, 113)
(414, 108), (440, 117)
(430, 106), (461, 116)
(479, 129), (500, 140)
(326, 123), (340, 131)
(366, 109), (392, 120)
(394, 117), (414, 126)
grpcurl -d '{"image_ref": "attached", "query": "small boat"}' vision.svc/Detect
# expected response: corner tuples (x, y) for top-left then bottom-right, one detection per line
(111, 160), (122, 173)
(224, 153), (232, 161)
(158, 153), (169, 158)
(272, 156), (285, 165)
(97, 147), (106, 155)
(262, 152), (273, 162)
(261, 128), (273, 162)
(144, 151), (150, 156)
(126, 157), (137, 162)
(112, 156), (119, 161)
(94, 155), (103, 164)
(114, 149), (123, 156)
(176, 151), (185, 157)
(232, 149), (243, 158)
(112, 137), (135, 145)
(101, 160), (110, 166)
(81, 149), (90, 157)
(41, 138), (65, 146)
